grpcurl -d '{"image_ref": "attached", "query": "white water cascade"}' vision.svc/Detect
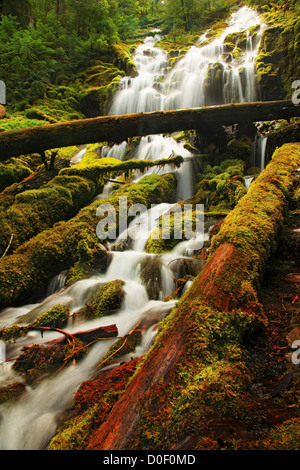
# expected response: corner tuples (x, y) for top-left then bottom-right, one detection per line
(0, 6), (265, 450)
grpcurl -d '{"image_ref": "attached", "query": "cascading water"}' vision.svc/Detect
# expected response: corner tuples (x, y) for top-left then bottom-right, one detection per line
(0, 5), (265, 449)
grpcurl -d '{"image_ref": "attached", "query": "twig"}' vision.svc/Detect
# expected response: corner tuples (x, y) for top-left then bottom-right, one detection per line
(96, 321), (142, 369)
(0, 232), (14, 260)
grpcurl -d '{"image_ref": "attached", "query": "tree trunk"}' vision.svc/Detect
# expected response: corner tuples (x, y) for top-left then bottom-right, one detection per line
(0, 100), (298, 162)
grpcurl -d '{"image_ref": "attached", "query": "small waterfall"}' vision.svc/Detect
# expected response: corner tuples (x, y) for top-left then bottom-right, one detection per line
(163, 6), (264, 109)
(101, 141), (128, 161)
(260, 135), (268, 171)
(70, 146), (87, 165)
(46, 271), (67, 296)
(244, 175), (255, 191)
(251, 133), (268, 171)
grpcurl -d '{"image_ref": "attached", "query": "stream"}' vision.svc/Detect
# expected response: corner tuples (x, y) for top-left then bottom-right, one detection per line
(0, 5), (266, 450)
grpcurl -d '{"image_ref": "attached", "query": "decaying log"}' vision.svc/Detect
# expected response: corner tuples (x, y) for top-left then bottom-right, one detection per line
(0, 100), (299, 161)
(34, 324), (118, 345)
(72, 324), (118, 343)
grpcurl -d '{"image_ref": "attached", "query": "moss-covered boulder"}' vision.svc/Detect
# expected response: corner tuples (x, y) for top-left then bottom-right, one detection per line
(203, 62), (224, 105)
(75, 280), (126, 320)
(0, 382), (26, 404)
(30, 305), (70, 329)
(12, 340), (86, 384)
(0, 305), (70, 342)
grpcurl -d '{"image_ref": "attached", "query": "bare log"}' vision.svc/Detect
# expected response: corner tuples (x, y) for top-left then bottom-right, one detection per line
(0, 100), (299, 161)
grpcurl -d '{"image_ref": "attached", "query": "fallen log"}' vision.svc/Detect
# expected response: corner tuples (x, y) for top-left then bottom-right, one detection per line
(44, 324), (119, 345)
(0, 100), (299, 161)
(86, 143), (300, 450)
(72, 324), (118, 343)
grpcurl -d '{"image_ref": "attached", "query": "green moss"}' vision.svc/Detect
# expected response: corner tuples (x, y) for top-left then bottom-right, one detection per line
(145, 204), (202, 254)
(209, 143), (300, 287)
(0, 147), (116, 256)
(0, 324), (25, 342)
(254, 8), (299, 100)
(263, 418), (300, 450)
(0, 382), (26, 404)
(61, 151), (183, 188)
(195, 157), (247, 213)
(48, 404), (100, 450)
(139, 256), (163, 299)
(137, 304), (257, 448)
(0, 305), (70, 343)
(30, 305), (70, 329)
(222, 30), (246, 56)
(76, 280), (126, 320)
(0, 154), (42, 192)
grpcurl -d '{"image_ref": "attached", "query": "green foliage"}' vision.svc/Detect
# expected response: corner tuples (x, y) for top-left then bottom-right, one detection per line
(161, 0), (236, 41)
(0, 0), (154, 113)
(195, 157), (247, 213)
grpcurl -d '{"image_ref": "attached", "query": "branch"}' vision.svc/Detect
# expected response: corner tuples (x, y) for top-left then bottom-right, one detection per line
(0, 232), (14, 260)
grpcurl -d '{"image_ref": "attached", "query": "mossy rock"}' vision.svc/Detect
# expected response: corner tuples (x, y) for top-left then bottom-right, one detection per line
(195, 157), (247, 212)
(76, 279), (126, 320)
(0, 382), (26, 404)
(30, 305), (70, 329)
(65, 242), (110, 287)
(0, 305), (70, 343)
(139, 255), (163, 299)
(145, 204), (202, 255)
(255, 13), (299, 100)
(203, 62), (224, 105)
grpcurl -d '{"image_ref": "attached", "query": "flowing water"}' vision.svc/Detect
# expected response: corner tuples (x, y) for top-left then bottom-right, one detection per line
(0, 6), (265, 449)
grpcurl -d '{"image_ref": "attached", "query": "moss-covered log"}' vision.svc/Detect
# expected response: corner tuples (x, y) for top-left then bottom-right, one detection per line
(86, 142), (300, 450)
(0, 101), (299, 161)
(0, 173), (176, 308)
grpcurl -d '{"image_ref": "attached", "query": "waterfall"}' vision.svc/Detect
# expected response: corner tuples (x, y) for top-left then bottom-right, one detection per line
(46, 271), (67, 297)
(260, 135), (268, 171)
(251, 133), (268, 170)
(0, 6), (265, 450)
